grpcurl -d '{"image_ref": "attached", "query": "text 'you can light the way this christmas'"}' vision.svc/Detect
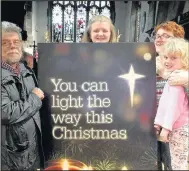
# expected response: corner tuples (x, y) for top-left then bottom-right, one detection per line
(50, 78), (128, 140)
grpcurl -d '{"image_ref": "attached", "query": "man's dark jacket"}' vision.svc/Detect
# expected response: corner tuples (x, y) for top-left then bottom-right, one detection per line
(1, 63), (44, 170)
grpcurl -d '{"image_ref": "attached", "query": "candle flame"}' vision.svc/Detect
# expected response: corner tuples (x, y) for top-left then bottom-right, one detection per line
(122, 166), (128, 170)
(81, 166), (93, 170)
(62, 159), (69, 170)
(88, 166), (93, 170)
(81, 166), (88, 170)
(162, 162), (165, 170)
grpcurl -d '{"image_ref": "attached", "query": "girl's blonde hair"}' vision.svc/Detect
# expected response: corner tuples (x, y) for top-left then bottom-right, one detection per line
(160, 38), (189, 70)
(81, 15), (117, 43)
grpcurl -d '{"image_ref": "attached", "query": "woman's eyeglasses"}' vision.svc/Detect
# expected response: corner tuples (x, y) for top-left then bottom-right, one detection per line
(153, 33), (173, 40)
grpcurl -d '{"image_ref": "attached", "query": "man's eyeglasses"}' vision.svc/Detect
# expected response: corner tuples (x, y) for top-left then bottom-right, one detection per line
(153, 33), (173, 40)
(2, 40), (22, 47)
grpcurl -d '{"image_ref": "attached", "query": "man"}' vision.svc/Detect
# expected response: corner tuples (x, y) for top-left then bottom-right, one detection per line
(1, 21), (44, 170)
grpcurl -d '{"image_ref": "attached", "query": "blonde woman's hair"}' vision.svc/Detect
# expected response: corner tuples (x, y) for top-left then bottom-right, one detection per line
(81, 15), (117, 43)
(160, 38), (189, 70)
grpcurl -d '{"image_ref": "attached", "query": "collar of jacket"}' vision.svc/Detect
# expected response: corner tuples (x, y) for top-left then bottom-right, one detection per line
(2, 63), (35, 84)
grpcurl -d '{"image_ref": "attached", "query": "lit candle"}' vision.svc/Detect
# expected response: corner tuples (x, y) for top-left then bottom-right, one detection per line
(62, 160), (69, 170)
(88, 166), (93, 170)
(81, 166), (88, 170)
(81, 165), (93, 170)
(122, 166), (128, 170)
(45, 159), (89, 170)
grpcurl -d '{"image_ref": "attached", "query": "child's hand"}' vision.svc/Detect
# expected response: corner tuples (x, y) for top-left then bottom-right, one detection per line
(159, 128), (170, 143)
(154, 124), (161, 135)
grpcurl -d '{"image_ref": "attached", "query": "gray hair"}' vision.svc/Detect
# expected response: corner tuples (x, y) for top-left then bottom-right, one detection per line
(2, 21), (22, 40)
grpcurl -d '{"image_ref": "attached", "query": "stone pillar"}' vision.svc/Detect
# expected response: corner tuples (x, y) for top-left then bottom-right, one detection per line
(147, 1), (156, 31)
(32, 1), (37, 43)
(23, 2), (33, 54)
(130, 1), (140, 42)
(124, 1), (132, 42)
(183, 1), (189, 13)
(156, 2), (169, 25)
(138, 1), (151, 42)
(114, 1), (127, 42)
(36, 1), (48, 43)
(167, 1), (181, 20)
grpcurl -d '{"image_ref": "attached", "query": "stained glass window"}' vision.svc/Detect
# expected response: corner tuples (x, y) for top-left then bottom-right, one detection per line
(64, 5), (75, 42)
(76, 6), (86, 42)
(50, 1), (115, 42)
(52, 4), (62, 42)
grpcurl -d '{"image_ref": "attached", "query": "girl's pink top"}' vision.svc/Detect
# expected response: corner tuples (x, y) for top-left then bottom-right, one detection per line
(155, 82), (189, 131)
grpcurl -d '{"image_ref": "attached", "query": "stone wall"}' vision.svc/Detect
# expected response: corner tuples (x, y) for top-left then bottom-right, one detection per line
(23, 5), (33, 54)
(25, 1), (189, 44)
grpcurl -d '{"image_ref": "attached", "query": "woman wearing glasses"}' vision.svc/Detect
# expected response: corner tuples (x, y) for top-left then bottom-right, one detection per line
(155, 21), (188, 89)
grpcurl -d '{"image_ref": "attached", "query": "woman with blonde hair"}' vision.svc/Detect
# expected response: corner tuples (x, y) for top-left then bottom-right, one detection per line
(81, 15), (118, 43)
(154, 37), (189, 170)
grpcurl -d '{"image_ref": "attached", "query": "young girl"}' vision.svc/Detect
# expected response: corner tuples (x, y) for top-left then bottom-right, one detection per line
(154, 37), (189, 170)
(81, 15), (118, 43)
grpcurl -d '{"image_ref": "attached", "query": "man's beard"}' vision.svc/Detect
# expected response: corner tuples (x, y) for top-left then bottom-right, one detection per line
(5, 56), (21, 65)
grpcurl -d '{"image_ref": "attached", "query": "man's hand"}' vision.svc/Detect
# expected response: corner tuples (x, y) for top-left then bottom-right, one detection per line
(32, 88), (44, 100)
(159, 128), (170, 143)
(168, 70), (188, 87)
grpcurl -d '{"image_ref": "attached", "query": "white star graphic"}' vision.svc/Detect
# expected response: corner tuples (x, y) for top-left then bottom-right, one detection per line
(119, 65), (145, 107)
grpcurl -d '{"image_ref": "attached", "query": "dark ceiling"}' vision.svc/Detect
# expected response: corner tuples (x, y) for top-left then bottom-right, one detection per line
(2, 1), (26, 30)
